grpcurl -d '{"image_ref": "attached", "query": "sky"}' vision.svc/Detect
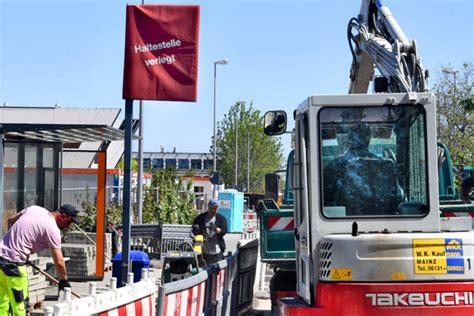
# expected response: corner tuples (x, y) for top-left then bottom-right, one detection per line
(1, 0), (473, 159)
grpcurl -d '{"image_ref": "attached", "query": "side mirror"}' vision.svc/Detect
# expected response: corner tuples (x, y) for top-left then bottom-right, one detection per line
(264, 111), (287, 136)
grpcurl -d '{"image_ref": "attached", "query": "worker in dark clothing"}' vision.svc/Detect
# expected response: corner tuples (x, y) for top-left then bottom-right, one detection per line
(191, 199), (228, 265)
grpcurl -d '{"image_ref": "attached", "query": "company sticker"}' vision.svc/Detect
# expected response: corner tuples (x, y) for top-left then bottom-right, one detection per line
(331, 268), (352, 280)
(413, 238), (464, 275)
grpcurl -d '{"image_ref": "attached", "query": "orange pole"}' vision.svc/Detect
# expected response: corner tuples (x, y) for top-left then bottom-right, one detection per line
(95, 151), (106, 278)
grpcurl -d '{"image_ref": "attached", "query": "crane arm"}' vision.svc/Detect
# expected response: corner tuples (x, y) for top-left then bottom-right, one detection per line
(348, 0), (427, 93)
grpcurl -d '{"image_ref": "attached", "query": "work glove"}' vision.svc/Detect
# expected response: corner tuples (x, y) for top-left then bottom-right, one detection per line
(58, 279), (72, 292)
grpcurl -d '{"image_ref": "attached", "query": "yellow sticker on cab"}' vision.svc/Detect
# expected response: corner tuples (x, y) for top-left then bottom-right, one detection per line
(413, 238), (464, 275)
(331, 268), (352, 280)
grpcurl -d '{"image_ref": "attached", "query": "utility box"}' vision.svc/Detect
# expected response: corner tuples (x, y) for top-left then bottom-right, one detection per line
(218, 190), (244, 232)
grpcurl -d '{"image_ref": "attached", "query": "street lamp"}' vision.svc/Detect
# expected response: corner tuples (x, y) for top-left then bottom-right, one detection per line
(247, 121), (256, 193)
(213, 58), (229, 197)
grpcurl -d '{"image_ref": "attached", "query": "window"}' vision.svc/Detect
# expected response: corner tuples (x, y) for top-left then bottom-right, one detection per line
(178, 159), (190, 169)
(320, 105), (428, 218)
(165, 159), (177, 169)
(203, 159), (213, 170)
(191, 159), (202, 169)
(143, 158), (151, 170)
(152, 158), (164, 169)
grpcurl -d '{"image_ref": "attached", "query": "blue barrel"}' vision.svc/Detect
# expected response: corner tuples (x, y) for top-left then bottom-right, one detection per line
(112, 250), (150, 287)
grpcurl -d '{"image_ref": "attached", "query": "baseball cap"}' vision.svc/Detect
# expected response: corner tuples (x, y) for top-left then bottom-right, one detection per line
(208, 199), (219, 207)
(59, 204), (80, 224)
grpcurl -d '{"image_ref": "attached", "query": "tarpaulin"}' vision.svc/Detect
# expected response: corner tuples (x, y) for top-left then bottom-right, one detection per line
(122, 5), (200, 101)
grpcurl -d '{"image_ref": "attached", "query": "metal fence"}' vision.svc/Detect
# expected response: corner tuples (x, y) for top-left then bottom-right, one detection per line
(130, 223), (192, 260)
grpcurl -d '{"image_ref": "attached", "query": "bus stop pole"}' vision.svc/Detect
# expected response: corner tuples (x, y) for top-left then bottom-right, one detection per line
(121, 99), (133, 285)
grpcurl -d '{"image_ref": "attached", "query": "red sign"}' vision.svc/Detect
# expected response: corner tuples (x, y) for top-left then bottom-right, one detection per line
(122, 5), (200, 101)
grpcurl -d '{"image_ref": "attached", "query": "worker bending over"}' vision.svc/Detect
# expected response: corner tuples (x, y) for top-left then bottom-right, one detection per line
(0, 204), (80, 316)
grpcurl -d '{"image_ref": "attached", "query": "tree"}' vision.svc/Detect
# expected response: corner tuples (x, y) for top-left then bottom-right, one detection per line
(214, 101), (283, 193)
(433, 63), (474, 167)
(142, 168), (197, 224)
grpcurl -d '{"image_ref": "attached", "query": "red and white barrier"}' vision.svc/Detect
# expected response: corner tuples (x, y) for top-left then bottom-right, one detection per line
(50, 269), (156, 316)
(243, 211), (258, 233)
(267, 216), (294, 231)
(162, 282), (205, 316)
(98, 296), (154, 316)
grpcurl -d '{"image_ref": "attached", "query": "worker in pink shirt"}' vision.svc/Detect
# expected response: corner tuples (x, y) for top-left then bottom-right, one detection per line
(0, 204), (80, 316)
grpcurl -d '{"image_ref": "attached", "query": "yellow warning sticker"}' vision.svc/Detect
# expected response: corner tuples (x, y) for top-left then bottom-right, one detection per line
(331, 268), (352, 280)
(391, 272), (406, 280)
(413, 239), (447, 274)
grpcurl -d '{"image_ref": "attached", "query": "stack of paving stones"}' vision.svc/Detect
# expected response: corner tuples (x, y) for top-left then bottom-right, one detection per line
(63, 231), (113, 271)
(27, 254), (52, 311)
(61, 243), (97, 278)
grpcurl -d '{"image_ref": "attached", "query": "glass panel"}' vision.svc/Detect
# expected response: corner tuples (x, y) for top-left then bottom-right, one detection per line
(320, 105), (428, 217)
(43, 146), (54, 168)
(178, 159), (189, 169)
(191, 159), (202, 169)
(3, 143), (19, 232)
(24, 145), (38, 207)
(165, 159), (176, 169)
(143, 158), (151, 169)
(203, 159), (213, 170)
(44, 169), (55, 210)
(152, 158), (164, 169)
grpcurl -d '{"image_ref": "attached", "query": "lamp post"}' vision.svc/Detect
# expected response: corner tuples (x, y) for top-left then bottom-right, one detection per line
(247, 121), (256, 192)
(235, 110), (238, 189)
(213, 59), (228, 198)
(442, 67), (459, 137)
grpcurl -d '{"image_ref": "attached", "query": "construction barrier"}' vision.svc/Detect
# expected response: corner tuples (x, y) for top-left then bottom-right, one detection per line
(45, 269), (156, 316)
(156, 238), (258, 316)
(243, 211), (258, 233)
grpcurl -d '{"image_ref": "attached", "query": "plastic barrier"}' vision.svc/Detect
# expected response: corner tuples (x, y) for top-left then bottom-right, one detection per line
(243, 211), (258, 233)
(156, 239), (259, 316)
(47, 269), (156, 316)
(156, 268), (210, 316)
(230, 239), (259, 315)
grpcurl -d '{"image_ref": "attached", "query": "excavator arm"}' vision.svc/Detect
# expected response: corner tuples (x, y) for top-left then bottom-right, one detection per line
(348, 0), (428, 93)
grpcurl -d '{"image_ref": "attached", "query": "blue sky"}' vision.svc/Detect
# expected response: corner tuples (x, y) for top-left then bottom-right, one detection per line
(1, 0), (473, 158)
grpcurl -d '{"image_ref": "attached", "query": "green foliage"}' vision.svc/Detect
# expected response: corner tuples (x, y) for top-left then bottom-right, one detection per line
(214, 101), (284, 193)
(118, 158), (139, 171)
(434, 62), (474, 167)
(142, 168), (197, 224)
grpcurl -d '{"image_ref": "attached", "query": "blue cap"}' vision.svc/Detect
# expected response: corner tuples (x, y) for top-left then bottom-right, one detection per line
(208, 199), (218, 207)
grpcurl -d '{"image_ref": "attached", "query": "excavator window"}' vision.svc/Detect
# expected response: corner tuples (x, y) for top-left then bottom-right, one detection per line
(319, 105), (429, 218)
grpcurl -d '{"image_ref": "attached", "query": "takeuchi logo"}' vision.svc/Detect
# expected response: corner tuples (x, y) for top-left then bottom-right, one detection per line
(366, 292), (474, 306)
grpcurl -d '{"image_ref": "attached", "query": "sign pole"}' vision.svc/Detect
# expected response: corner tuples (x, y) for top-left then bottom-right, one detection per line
(121, 99), (133, 285)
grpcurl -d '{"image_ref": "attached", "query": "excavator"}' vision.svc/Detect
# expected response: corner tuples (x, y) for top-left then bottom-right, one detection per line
(260, 0), (474, 315)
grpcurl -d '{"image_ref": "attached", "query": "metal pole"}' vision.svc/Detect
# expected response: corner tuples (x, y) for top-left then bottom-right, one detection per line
(235, 110), (238, 189)
(121, 99), (133, 286)
(137, 0), (145, 224)
(213, 63), (217, 173)
(213, 63), (217, 198)
(137, 100), (144, 223)
(247, 128), (250, 193)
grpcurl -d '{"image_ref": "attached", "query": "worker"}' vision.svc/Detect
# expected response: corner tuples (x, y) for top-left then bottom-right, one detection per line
(0, 204), (80, 315)
(191, 199), (228, 265)
(323, 122), (404, 215)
